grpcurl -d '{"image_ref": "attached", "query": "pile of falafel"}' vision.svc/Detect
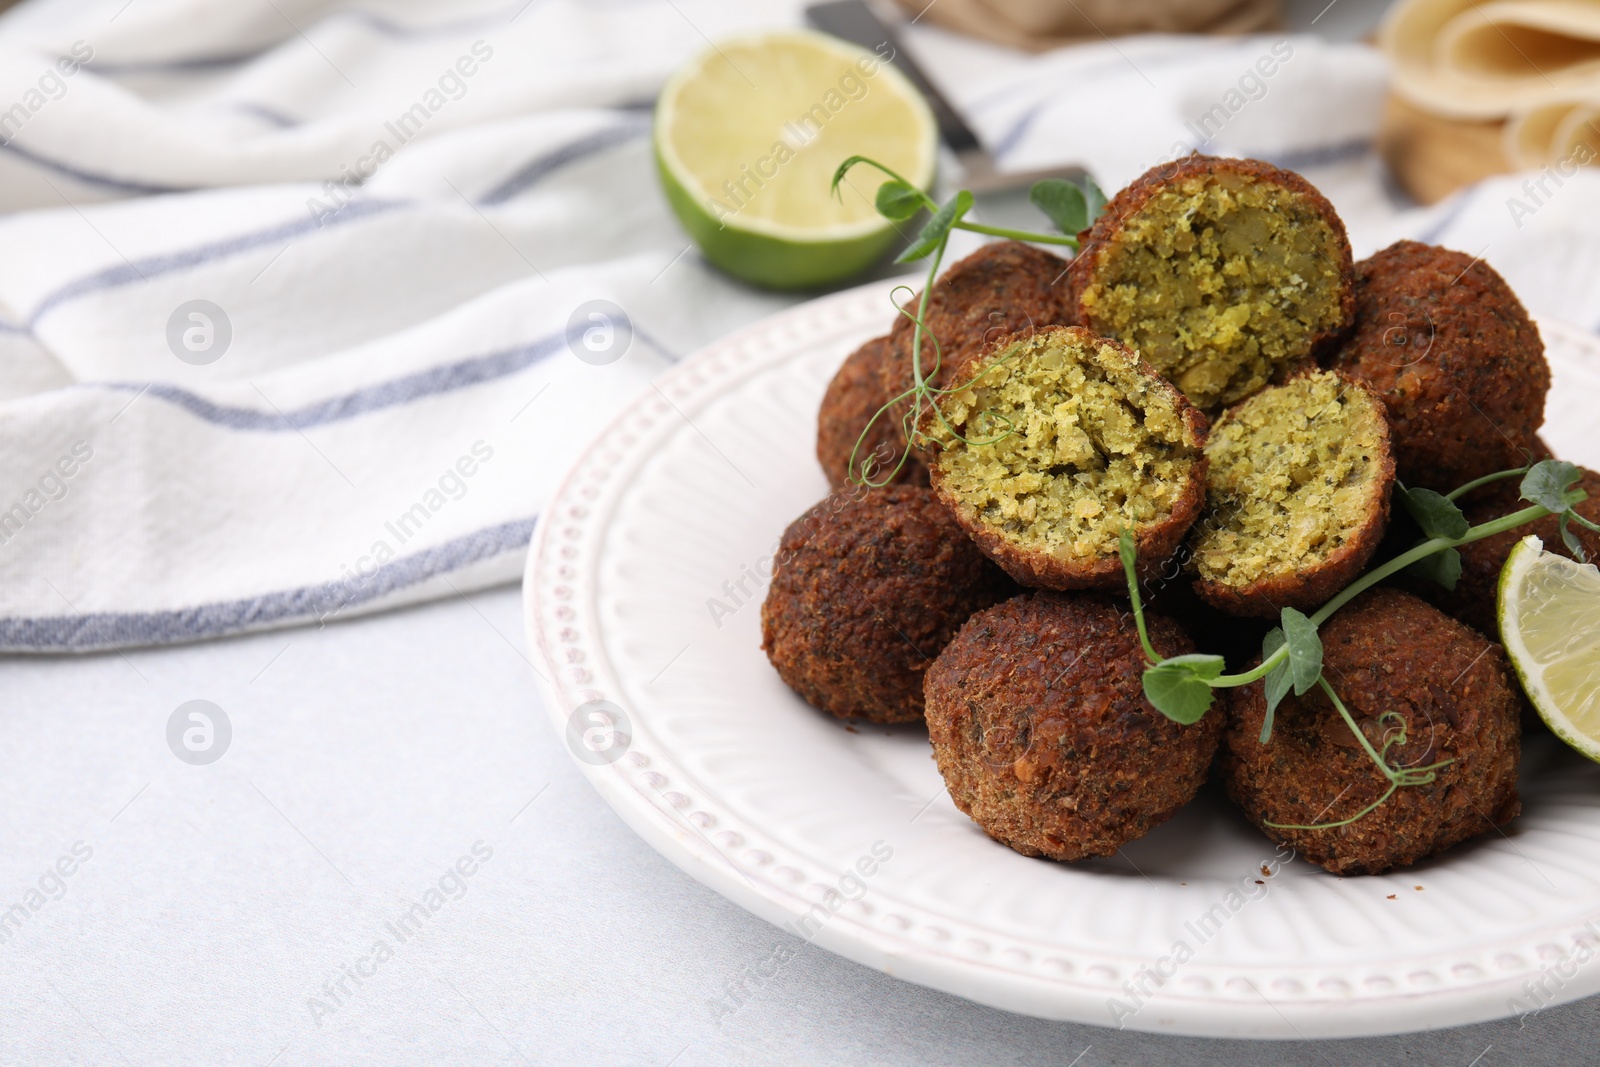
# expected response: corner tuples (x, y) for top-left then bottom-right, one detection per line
(763, 155), (1592, 877)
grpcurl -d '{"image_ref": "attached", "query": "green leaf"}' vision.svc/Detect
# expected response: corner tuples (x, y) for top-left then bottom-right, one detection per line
(1029, 175), (1110, 235)
(896, 190), (972, 263)
(1030, 178), (1089, 235)
(1560, 512), (1589, 563)
(1398, 485), (1469, 540)
(874, 180), (923, 221)
(1082, 176), (1108, 224)
(1142, 661), (1219, 725)
(1280, 607), (1323, 696)
(1407, 544), (1462, 590)
(1260, 627), (1291, 744)
(1522, 459), (1583, 513)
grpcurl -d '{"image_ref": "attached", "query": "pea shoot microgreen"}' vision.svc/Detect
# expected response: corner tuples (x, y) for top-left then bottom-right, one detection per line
(827, 156), (1107, 487)
(1519, 459), (1600, 560)
(1261, 680), (1456, 832)
(1121, 460), (1593, 829)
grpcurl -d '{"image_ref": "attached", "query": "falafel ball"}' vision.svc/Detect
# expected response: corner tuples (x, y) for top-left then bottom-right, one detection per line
(1191, 370), (1395, 616)
(1326, 240), (1549, 494)
(880, 240), (1074, 407)
(1415, 465), (1600, 635)
(1068, 155), (1355, 412)
(925, 592), (1222, 861)
(816, 336), (928, 489)
(923, 325), (1209, 590)
(1223, 588), (1521, 876)
(761, 484), (1014, 723)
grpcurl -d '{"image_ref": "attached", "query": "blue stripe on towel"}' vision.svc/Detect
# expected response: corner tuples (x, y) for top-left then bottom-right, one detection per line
(87, 6), (522, 75)
(0, 515), (538, 651)
(88, 51), (268, 75)
(28, 197), (408, 326)
(93, 325), (677, 429)
(96, 333), (569, 430)
(1256, 139), (1373, 172)
(86, 0), (664, 76)
(480, 118), (650, 204)
(342, 5), (544, 38)
(26, 116), (657, 323)
(989, 102), (1047, 164)
(231, 102), (301, 128)
(0, 140), (196, 195)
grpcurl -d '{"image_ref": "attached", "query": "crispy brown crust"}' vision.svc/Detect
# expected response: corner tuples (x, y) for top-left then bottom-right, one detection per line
(1193, 372), (1397, 617)
(1066, 154), (1356, 386)
(760, 485), (1015, 724)
(1326, 240), (1550, 494)
(925, 325), (1210, 590)
(925, 592), (1222, 861)
(816, 336), (928, 489)
(880, 240), (1074, 440)
(1222, 588), (1521, 875)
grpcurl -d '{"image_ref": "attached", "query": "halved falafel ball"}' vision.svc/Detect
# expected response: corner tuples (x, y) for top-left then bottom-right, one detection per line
(1326, 240), (1549, 494)
(760, 485), (1014, 723)
(816, 336), (928, 489)
(922, 325), (1209, 590)
(880, 240), (1074, 404)
(925, 592), (1222, 861)
(1415, 465), (1600, 635)
(1068, 155), (1354, 412)
(1191, 370), (1395, 616)
(1223, 588), (1521, 876)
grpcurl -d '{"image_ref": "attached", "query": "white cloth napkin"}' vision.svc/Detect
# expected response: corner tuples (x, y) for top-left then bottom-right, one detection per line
(0, 0), (1595, 652)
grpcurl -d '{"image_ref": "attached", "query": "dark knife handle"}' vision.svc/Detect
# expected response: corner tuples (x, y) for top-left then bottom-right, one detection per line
(804, 0), (985, 158)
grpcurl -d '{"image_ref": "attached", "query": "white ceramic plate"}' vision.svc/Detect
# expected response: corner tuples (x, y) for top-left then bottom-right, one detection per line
(523, 279), (1600, 1038)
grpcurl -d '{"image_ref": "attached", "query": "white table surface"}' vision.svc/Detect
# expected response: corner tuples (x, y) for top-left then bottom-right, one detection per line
(5, 584), (1597, 1066)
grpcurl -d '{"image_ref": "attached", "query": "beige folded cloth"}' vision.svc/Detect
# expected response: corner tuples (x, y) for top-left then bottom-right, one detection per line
(1382, 0), (1600, 119)
(1505, 94), (1600, 166)
(890, 0), (1282, 51)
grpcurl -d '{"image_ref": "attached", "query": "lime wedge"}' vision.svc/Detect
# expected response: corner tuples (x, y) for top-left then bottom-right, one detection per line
(654, 30), (936, 290)
(1499, 534), (1600, 760)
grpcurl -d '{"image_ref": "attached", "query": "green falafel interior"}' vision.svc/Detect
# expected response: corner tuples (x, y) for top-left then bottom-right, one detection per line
(1193, 370), (1390, 590)
(1075, 163), (1350, 410)
(927, 327), (1203, 564)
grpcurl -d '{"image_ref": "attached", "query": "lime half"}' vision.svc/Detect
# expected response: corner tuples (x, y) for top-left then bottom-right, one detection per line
(654, 30), (937, 290)
(1499, 534), (1600, 760)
